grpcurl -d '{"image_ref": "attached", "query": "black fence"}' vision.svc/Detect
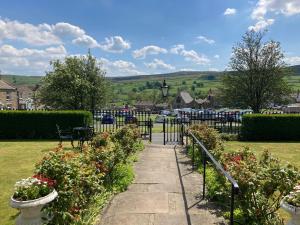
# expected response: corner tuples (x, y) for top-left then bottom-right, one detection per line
(93, 110), (152, 141)
(183, 124), (239, 225)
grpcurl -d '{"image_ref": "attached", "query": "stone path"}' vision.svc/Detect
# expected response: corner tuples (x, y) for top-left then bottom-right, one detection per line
(98, 144), (225, 225)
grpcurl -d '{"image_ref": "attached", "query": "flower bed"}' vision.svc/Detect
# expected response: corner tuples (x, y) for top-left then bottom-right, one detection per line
(11, 125), (144, 224)
(188, 124), (300, 225)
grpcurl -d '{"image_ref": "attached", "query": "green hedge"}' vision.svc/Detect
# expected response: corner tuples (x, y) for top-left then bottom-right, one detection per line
(241, 114), (300, 141)
(0, 110), (92, 139)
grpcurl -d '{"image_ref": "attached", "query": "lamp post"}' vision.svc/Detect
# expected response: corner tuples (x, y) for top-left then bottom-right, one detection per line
(161, 79), (169, 98)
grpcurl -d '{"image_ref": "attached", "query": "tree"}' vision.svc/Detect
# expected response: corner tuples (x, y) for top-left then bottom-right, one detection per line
(220, 30), (291, 113)
(39, 52), (111, 110)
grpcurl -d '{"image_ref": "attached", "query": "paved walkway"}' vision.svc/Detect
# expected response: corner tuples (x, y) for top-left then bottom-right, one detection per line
(98, 144), (225, 225)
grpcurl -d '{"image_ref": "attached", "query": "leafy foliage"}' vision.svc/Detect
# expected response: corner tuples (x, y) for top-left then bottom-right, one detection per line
(220, 30), (291, 112)
(31, 125), (144, 224)
(241, 114), (300, 141)
(187, 125), (300, 224)
(0, 110), (91, 139)
(39, 52), (111, 110)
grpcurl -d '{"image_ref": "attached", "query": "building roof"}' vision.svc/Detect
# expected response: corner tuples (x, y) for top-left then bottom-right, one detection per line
(179, 91), (193, 104)
(0, 80), (16, 90)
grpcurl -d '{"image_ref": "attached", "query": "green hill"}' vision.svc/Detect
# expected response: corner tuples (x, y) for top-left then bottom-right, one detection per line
(1, 65), (300, 106)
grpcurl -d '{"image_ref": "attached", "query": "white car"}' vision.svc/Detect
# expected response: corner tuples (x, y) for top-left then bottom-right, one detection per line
(155, 115), (166, 123)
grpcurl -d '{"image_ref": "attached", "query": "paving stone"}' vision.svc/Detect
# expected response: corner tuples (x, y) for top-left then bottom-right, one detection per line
(98, 144), (225, 225)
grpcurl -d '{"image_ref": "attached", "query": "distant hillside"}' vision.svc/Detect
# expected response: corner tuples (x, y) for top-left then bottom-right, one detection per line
(290, 65), (300, 75)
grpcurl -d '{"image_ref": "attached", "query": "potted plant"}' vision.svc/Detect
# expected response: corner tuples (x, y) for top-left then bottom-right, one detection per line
(281, 184), (300, 225)
(10, 175), (58, 225)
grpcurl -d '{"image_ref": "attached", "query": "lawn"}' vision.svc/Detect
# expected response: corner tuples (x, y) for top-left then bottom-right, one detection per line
(224, 141), (300, 169)
(0, 141), (72, 225)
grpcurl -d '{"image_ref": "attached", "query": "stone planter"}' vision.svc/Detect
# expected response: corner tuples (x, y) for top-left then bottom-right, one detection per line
(10, 190), (58, 225)
(280, 200), (300, 225)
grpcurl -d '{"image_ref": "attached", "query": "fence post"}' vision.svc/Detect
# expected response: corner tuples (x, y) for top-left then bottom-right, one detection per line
(192, 138), (195, 170)
(149, 119), (152, 142)
(202, 151), (206, 199)
(163, 118), (166, 145)
(230, 184), (235, 225)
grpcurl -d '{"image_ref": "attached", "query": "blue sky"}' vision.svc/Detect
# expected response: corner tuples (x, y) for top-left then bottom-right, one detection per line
(0, 0), (299, 76)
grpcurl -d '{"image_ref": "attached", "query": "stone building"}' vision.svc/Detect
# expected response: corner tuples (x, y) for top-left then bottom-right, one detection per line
(0, 79), (18, 109)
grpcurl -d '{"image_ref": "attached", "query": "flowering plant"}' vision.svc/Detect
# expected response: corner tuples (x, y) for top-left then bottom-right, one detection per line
(13, 175), (55, 201)
(284, 184), (300, 207)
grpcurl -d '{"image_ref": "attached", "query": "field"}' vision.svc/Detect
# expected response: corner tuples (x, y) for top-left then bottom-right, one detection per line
(3, 65), (300, 106)
(0, 141), (72, 225)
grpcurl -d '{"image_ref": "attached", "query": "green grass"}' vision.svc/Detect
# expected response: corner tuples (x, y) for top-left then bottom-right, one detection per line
(0, 141), (72, 225)
(224, 141), (300, 169)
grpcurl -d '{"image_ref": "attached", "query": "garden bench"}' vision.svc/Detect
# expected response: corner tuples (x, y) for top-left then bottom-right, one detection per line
(56, 124), (74, 147)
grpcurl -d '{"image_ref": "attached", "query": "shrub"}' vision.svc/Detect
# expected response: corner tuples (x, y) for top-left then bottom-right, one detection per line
(221, 148), (300, 224)
(188, 124), (224, 160)
(187, 125), (300, 224)
(241, 114), (300, 141)
(0, 110), (92, 139)
(31, 125), (144, 224)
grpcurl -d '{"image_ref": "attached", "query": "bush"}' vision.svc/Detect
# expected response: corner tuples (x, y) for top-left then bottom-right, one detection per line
(31, 125), (144, 224)
(0, 110), (92, 139)
(187, 125), (300, 224)
(241, 114), (300, 141)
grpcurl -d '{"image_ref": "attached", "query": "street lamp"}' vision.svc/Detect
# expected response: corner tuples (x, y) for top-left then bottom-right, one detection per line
(161, 79), (169, 98)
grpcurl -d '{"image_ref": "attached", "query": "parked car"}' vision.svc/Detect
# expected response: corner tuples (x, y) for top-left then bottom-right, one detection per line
(155, 115), (166, 123)
(101, 114), (114, 124)
(160, 110), (171, 116)
(115, 110), (130, 117)
(176, 115), (190, 123)
(125, 115), (138, 124)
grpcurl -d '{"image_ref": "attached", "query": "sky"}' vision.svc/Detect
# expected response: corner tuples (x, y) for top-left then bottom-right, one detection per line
(0, 0), (300, 76)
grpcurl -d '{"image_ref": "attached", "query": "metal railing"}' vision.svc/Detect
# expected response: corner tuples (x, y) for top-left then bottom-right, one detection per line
(93, 110), (152, 141)
(182, 124), (239, 225)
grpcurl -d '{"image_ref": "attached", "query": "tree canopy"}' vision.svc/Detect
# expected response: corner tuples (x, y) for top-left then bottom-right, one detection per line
(39, 52), (111, 110)
(220, 31), (291, 113)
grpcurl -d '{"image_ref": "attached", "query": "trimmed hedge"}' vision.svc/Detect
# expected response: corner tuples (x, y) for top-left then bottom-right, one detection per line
(241, 114), (300, 141)
(0, 110), (92, 139)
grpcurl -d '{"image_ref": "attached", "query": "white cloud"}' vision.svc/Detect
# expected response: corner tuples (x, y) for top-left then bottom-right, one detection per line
(0, 44), (67, 75)
(132, 45), (167, 59)
(179, 68), (196, 71)
(252, 0), (300, 20)
(208, 68), (220, 71)
(99, 36), (131, 53)
(249, 0), (300, 31)
(286, 56), (300, 65)
(72, 35), (99, 48)
(100, 57), (143, 76)
(0, 19), (100, 48)
(248, 18), (275, 31)
(170, 44), (185, 54)
(224, 8), (237, 15)
(0, 19), (61, 46)
(197, 36), (215, 45)
(145, 59), (175, 70)
(214, 54), (220, 59)
(170, 44), (210, 65)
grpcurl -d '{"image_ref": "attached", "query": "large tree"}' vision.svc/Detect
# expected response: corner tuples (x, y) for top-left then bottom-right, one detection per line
(220, 31), (291, 113)
(39, 52), (111, 110)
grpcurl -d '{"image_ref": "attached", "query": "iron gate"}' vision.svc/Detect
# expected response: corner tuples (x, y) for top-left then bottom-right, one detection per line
(163, 118), (185, 145)
(93, 110), (152, 141)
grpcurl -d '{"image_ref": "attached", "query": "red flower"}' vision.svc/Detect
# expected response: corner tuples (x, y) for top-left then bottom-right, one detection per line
(33, 174), (57, 187)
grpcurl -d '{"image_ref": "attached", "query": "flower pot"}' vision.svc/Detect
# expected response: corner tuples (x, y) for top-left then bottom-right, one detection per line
(280, 200), (300, 225)
(10, 190), (58, 225)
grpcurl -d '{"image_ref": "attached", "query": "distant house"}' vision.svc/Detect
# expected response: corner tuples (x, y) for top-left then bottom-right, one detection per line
(173, 90), (215, 109)
(0, 79), (18, 109)
(134, 101), (154, 111)
(17, 85), (35, 110)
(283, 103), (300, 113)
(173, 91), (197, 108)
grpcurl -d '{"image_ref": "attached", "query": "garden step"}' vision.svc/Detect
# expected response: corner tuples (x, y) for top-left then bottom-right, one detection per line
(97, 144), (225, 225)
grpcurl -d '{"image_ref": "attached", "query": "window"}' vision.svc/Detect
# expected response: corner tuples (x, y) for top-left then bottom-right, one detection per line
(6, 91), (11, 100)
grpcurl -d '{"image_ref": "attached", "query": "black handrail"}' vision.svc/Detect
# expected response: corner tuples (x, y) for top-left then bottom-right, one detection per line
(182, 124), (239, 225)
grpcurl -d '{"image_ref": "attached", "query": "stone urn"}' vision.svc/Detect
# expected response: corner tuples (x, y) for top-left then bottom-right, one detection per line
(10, 190), (58, 225)
(280, 200), (300, 225)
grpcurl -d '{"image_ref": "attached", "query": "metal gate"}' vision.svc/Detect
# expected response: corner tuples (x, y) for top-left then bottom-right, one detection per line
(163, 118), (185, 145)
(93, 110), (152, 141)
